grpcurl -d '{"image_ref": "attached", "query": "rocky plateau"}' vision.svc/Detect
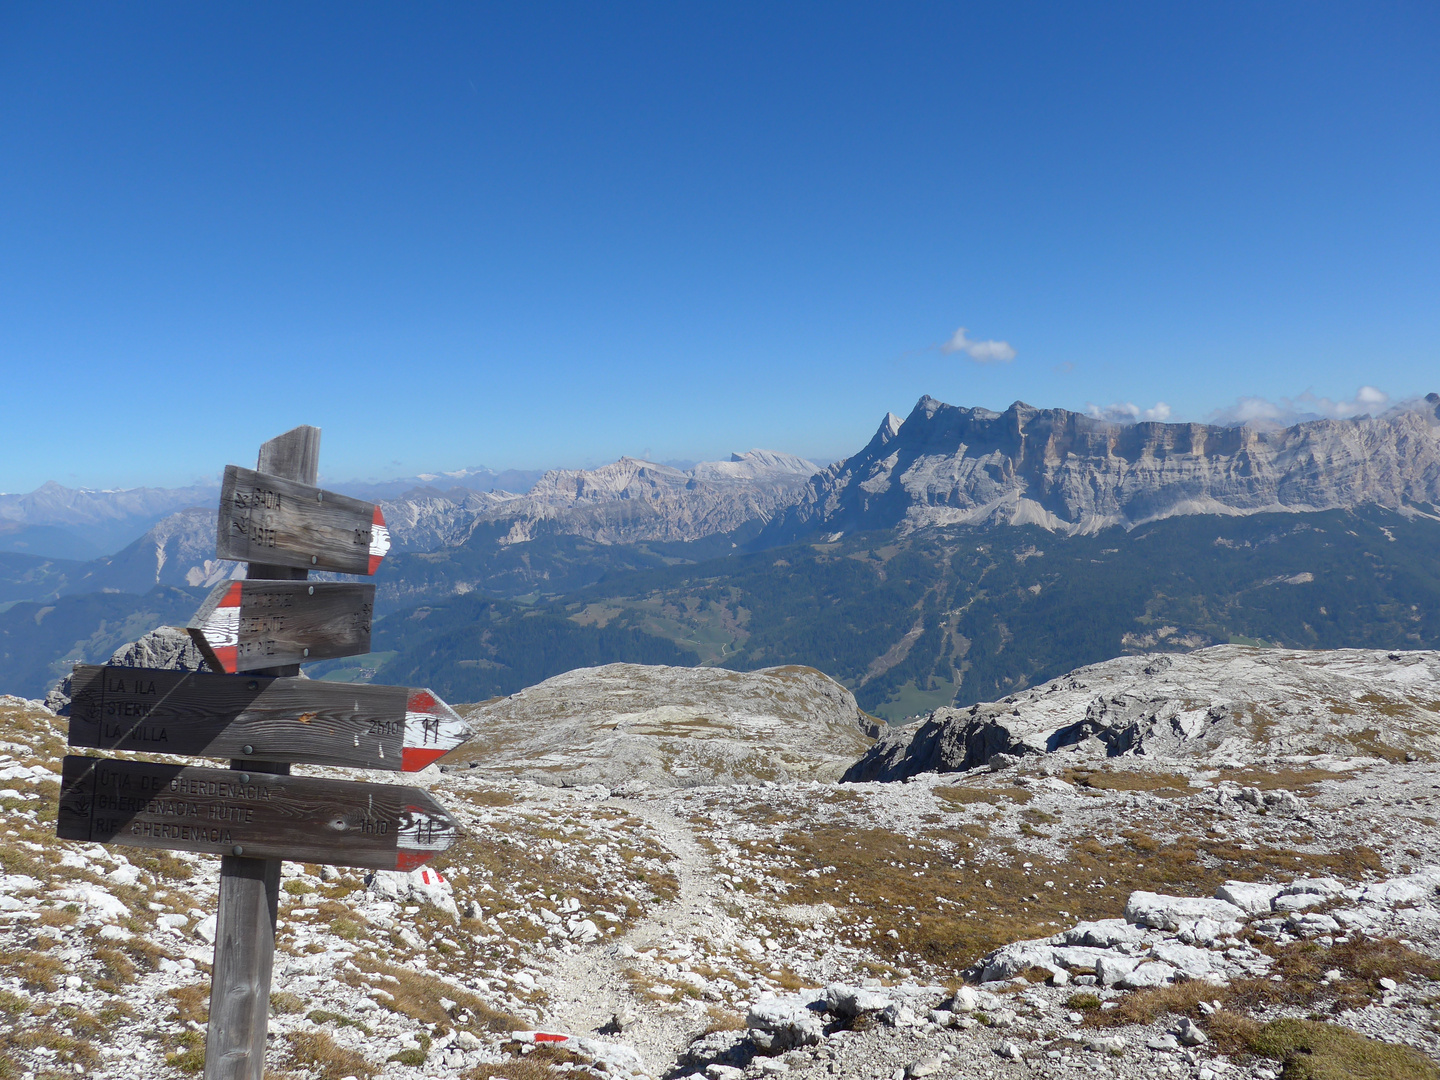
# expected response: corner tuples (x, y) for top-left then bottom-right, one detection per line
(3, 644), (1440, 1080)
(450, 663), (881, 789)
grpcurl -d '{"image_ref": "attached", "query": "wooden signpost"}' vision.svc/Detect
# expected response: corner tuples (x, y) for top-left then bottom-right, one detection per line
(66, 665), (469, 770)
(216, 465), (391, 575)
(57, 757), (458, 870)
(186, 579), (376, 673)
(53, 426), (471, 1080)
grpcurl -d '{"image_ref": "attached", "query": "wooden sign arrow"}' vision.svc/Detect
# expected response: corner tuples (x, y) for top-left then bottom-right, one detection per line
(216, 465), (391, 575)
(58, 756), (460, 870)
(187, 580), (374, 674)
(65, 665), (471, 771)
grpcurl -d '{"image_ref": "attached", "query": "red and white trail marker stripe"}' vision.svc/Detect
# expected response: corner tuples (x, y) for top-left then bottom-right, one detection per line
(192, 581), (244, 673)
(401, 689), (470, 771)
(368, 505), (391, 574)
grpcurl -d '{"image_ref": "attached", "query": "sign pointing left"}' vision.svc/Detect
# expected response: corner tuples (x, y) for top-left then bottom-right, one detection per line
(187, 580), (374, 674)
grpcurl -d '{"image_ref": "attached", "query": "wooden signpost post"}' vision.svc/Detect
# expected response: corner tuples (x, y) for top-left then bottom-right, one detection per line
(53, 426), (471, 1080)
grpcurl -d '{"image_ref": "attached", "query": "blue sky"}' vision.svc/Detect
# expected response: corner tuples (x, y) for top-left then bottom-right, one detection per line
(2, 3), (1437, 489)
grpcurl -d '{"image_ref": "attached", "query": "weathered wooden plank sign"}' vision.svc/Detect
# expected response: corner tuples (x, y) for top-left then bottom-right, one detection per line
(66, 665), (471, 771)
(186, 580), (374, 674)
(58, 756), (460, 871)
(55, 426), (474, 1080)
(216, 465), (391, 575)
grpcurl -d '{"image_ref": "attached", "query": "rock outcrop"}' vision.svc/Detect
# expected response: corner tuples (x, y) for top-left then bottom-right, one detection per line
(769, 393), (1440, 539)
(43, 625), (210, 713)
(843, 645), (1440, 781)
(453, 662), (879, 788)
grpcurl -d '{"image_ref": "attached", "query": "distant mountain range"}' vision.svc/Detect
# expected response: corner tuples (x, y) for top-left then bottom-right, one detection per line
(765, 392), (1440, 540)
(4, 397), (1439, 713)
(5, 449), (818, 598)
(0, 480), (220, 559)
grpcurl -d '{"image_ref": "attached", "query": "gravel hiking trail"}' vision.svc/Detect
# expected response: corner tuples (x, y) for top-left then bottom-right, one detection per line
(540, 795), (723, 1075)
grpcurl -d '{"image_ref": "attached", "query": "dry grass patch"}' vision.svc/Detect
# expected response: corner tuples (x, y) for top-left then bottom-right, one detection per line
(1, 949), (65, 993)
(166, 983), (210, 1025)
(36, 907), (77, 929)
(129, 848), (196, 882)
(1208, 1014), (1438, 1080)
(0, 1024), (102, 1074)
(286, 1030), (377, 1080)
(1216, 765), (1356, 790)
(306, 1008), (372, 1035)
(466, 1045), (603, 1080)
(751, 817), (1386, 976)
(702, 1005), (748, 1034)
(345, 955), (521, 1032)
(270, 990), (306, 1015)
(1063, 767), (1192, 796)
(458, 788), (518, 808)
(1087, 937), (1440, 1033)
(1085, 980), (1224, 1028)
(1228, 936), (1440, 1014)
(935, 785), (1031, 806)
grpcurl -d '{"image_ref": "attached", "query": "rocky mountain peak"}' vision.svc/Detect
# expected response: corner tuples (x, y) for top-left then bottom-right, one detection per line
(767, 394), (1440, 539)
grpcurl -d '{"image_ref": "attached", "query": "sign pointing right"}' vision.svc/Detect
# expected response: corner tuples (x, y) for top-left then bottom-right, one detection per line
(58, 756), (460, 871)
(65, 665), (471, 771)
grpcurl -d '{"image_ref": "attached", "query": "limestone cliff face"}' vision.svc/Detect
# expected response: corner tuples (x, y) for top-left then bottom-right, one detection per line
(380, 449), (821, 550)
(487, 450), (821, 546)
(769, 393), (1440, 538)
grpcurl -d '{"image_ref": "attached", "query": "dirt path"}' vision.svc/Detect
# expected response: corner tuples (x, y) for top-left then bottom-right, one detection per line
(538, 795), (724, 1076)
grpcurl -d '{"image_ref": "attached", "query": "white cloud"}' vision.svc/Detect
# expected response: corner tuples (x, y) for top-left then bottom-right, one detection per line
(1085, 401), (1172, 424)
(941, 327), (1016, 364)
(1207, 386), (1392, 427)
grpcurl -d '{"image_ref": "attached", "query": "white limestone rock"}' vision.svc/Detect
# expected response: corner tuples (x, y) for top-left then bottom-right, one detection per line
(746, 995), (825, 1052)
(1124, 891), (1246, 934)
(454, 663), (878, 788)
(1116, 961), (1178, 989)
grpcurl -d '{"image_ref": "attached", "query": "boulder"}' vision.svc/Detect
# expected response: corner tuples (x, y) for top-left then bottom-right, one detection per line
(45, 625), (210, 714)
(1116, 961), (1177, 989)
(821, 985), (893, 1018)
(366, 867), (460, 919)
(746, 995), (824, 1052)
(1124, 891), (1245, 934)
(1356, 867), (1440, 906)
(1214, 881), (1284, 915)
(1095, 955), (1141, 987)
(1059, 919), (1146, 948)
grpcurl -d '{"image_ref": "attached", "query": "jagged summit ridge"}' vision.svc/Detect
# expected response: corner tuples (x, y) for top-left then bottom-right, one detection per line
(769, 393), (1440, 538)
